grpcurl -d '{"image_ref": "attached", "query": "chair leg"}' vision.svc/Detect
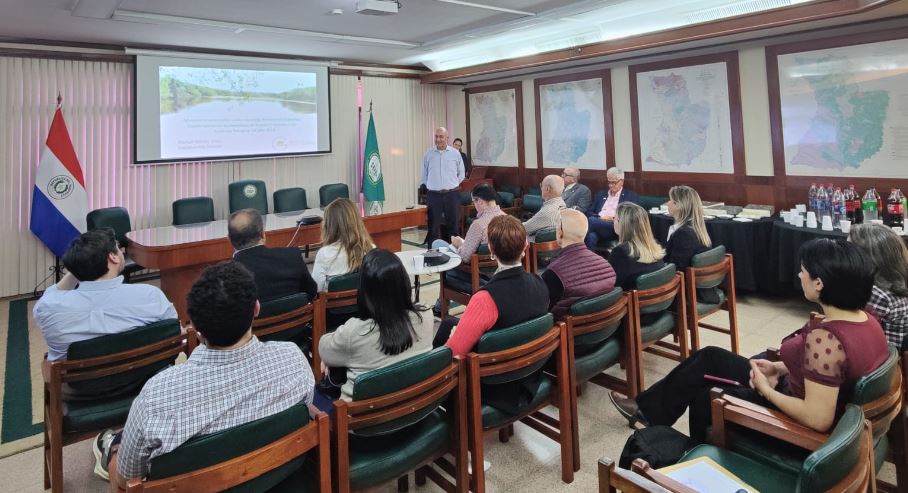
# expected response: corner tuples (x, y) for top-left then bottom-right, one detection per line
(498, 427), (510, 443)
(397, 474), (409, 492)
(43, 426), (50, 490)
(415, 466), (427, 486)
(571, 383), (581, 473)
(727, 305), (740, 355)
(49, 433), (63, 493)
(688, 311), (701, 353)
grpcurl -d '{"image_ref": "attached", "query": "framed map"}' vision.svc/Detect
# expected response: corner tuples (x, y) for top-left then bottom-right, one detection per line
(630, 52), (744, 178)
(466, 83), (523, 168)
(773, 36), (908, 178)
(535, 70), (614, 170)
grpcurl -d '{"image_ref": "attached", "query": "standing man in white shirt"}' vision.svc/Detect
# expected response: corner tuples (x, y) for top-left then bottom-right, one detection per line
(561, 167), (592, 212)
(421, 127), (465, 245)
(33, 228), (178, 361)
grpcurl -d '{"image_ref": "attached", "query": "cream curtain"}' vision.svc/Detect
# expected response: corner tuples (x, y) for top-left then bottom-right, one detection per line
(0, 55), (454, 298)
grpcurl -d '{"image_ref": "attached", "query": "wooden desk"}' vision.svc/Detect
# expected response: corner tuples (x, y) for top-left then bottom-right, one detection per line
(127, 203), (427, 322)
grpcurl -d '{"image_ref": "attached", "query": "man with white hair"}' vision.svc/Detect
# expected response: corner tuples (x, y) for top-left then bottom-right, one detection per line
(585, 167), (639, 249)
(561, 167), (591, 211)
(523, 174), (566, 237)
(542, 209), (616, 319)
(421, 127), (465, 245)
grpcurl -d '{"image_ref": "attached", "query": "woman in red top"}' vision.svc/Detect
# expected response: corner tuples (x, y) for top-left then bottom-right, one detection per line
(610, 238), (889, 442)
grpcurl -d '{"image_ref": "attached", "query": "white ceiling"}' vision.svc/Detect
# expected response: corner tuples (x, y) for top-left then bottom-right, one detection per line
(0, 0), (905, 73)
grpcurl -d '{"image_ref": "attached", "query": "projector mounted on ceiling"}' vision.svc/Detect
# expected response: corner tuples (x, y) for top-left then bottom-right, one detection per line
(356, 0), (400, 15)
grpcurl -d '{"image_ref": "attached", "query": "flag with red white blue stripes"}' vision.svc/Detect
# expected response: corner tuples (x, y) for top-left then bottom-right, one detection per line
(29, 105), (88, 258)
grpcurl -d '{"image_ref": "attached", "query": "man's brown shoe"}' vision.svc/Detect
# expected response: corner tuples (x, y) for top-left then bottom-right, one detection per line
(608, 391), (649, 428)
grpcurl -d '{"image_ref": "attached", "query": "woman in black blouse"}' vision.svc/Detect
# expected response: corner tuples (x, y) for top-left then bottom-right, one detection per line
(609, 203), (666, 289)
(665, 185), (712, 271)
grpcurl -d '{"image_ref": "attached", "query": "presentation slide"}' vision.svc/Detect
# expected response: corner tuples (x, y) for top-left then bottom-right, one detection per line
(135, 53), (331, 163)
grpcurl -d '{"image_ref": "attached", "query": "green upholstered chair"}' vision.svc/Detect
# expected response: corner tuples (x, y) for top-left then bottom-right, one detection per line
(273, 187), (309, 213)
(528, 185), (542, 196)
(334, 347), (467, 493)
(630, 264), (687, 393)
(529, 228), (560, 274)
(597, 456), (686, 493)
(171, 196), (214, 225)
(439, 244), (497, 319)
(86, 206), (144, 281)
(228, 179), (268, 214)
(520, 194), (543, 220)
(562, 289), (632, 472)
(497, 183), (522, 200)
(43, 320), (194, 493)
(311, 272), (360, 380)
(118, 402), (331, 493)
(685, 245), (739, 353)
(459, 191), (477, 236)
(696, 404), (875, 493)
(496, 191), (519, 215)
(253, 292), (316, 347)
(637, 195), (668, 211)
(717, 345), (902, 485)
(319, 183), (350, 207)
(465, 314), (574, 492)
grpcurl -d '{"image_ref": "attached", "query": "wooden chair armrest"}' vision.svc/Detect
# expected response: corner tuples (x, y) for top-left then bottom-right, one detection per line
(630, 459), (700, 493)
(710, 389), (827, 451)
(42, 357), (53, 382)
(765, 347), (780, 362)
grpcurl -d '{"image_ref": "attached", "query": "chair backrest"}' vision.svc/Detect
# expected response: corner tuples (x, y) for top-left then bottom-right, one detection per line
(688, 245), (728, 289)
(634, 264), (680, 314)
(253, 292), (316, 343)
(326, 271), (360, 318)
(637, 195), (669, 212)
(798, 404), (873, 493)
(528, 185), (542, 196)
(522, 194), (543, 213)
(171, 197), (214, 226)
(475, 314), (557, 385)
(228, 179), (268, 214)
(567, 288), (627, 348)
(139, 402), (322, 493)
(86, 206), (132, 245)
(319, 183), (350, 207)
(498, 183), (521, 198)
(598, 457), (691, 493)
(496, 191), (515, 208)
(851, 345), (902, 441)
(349, 347), (455, 436)
(273, 187), (309, 213)
(531, 228), (561, 272)
(460, 191), (474, 206)
(65, 319), (184, 395)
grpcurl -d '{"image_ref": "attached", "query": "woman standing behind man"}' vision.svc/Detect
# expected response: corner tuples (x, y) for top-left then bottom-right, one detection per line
(312, 198), (375, 292)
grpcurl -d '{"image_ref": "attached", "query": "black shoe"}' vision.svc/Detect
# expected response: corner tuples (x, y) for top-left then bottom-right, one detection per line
(432, 300), (442, 318)
(608, 391), (649, 428)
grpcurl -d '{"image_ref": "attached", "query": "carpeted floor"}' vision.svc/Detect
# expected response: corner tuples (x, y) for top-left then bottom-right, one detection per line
(0, 228), (896, 491)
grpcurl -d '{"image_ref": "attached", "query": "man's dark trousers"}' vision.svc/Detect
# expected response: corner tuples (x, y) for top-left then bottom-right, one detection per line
(426, 190), (460, 245)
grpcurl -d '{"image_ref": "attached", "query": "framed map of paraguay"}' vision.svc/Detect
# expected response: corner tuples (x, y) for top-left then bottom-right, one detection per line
(630, 52), (743, 177)
(534, 70), (614, 170)
(466, 83), (524, 168)
(772, 34), (908, 178)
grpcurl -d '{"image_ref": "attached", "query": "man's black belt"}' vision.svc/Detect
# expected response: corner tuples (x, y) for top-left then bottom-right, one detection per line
(429, 188), (458, 193)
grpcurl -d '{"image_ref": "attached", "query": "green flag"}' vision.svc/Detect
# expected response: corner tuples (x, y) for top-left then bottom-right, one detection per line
(362, 111), (385, 201)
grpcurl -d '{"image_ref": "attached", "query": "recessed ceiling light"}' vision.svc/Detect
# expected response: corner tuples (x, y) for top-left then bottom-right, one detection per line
(330, 8), (344, 15)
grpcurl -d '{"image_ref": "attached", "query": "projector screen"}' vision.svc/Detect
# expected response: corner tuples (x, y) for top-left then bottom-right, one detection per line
(134, 53), (331, 164)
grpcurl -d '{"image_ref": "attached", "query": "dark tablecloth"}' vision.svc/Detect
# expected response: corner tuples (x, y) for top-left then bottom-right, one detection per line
(768, 220), (847, 296)
(648, 214), (775, 292)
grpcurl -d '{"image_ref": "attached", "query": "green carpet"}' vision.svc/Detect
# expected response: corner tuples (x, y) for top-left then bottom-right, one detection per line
(2, 299), (42, 444)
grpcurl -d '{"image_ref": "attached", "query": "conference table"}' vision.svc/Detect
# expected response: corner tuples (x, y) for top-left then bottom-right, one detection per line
(127, 201), (427, 322)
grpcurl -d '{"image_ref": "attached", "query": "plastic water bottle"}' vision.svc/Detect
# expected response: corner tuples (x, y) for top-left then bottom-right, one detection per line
(863, 188), (879, 222)
(816, 185), (830, 223)
(825, 184), (835, 200)
(832, 187), (846, 227)
(808, 183), (818, 213)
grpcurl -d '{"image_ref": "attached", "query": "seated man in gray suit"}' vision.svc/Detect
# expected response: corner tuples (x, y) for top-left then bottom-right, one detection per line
(561, 167), (591, 212)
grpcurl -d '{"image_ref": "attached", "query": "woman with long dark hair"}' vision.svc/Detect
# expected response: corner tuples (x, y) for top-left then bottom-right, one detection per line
(318, 249), (433, 401)
(849, 223), (908, 347)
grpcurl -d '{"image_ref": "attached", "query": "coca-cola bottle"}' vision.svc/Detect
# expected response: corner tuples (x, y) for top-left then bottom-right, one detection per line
(844, 186), (855, 221)
(887, 189), (904, 228)
(849, 185), (862, 223)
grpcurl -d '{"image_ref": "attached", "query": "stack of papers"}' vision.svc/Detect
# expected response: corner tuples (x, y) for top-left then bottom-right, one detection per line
(659, 456), (758, 492)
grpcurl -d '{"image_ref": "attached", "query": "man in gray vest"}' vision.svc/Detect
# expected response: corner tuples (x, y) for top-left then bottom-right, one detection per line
(541, 209), (616, 320)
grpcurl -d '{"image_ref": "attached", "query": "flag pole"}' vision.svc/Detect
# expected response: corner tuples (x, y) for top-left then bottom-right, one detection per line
(53, 91), (64, 283)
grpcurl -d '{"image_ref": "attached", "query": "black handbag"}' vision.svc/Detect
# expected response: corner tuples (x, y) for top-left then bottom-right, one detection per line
(619, 425), (695, 469)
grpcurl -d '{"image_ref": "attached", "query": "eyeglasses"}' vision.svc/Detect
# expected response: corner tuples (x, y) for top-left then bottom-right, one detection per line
(561, 173), (576, 178)
(607, 180), (622, 185)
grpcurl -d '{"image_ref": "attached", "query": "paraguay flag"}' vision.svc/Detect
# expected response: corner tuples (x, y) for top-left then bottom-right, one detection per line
(29, 105), (87, 258)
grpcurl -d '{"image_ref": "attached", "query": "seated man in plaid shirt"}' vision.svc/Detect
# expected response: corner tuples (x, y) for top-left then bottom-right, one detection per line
(101, 261), (315, 487)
